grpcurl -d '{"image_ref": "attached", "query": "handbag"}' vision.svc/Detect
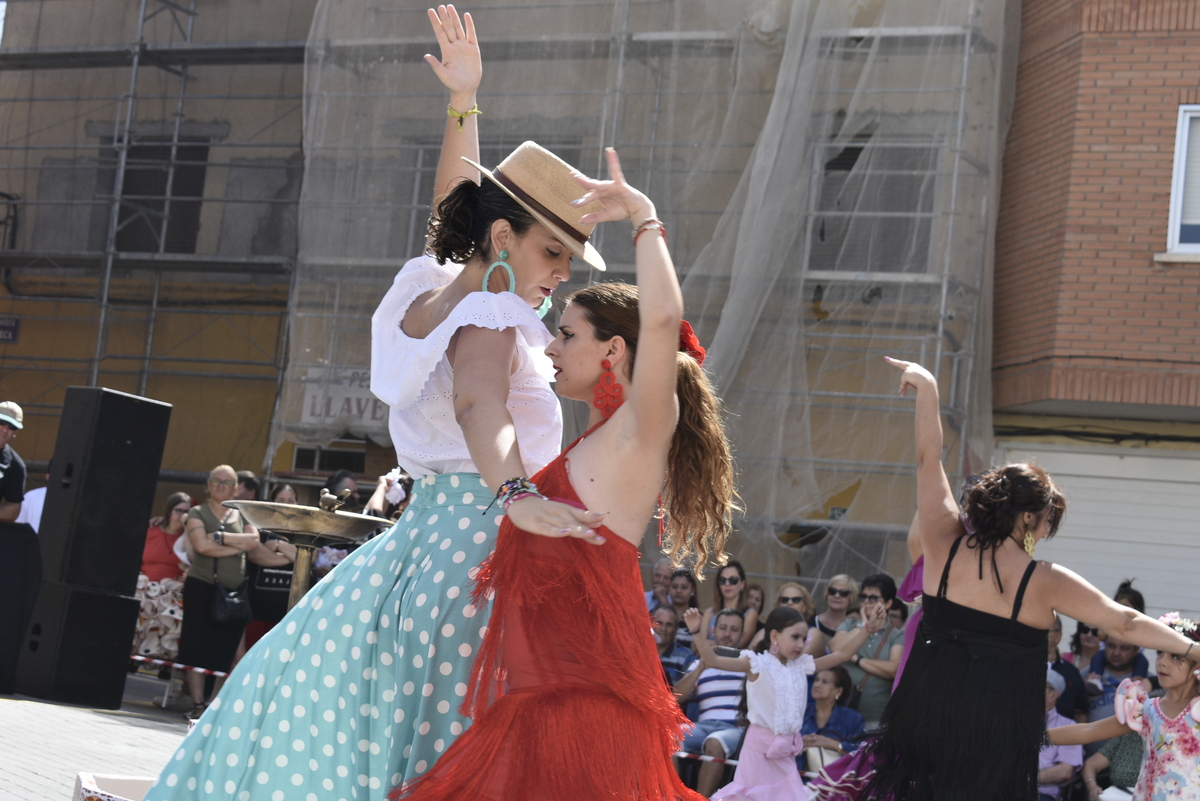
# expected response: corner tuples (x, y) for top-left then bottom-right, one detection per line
(210, 562), (253, 627)
(845, 628), (890, 711)
(209, 516), (252, 627)
(804, 746), (844, 773)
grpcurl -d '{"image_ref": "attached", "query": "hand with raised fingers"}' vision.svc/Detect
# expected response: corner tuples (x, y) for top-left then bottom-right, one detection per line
(571, 148), (655, 226)
(863, 602), (888, 633)
(505, 496), (608, 545)
(425, 5), (481, 103)
(884, 356), (936, 397)
(682, 607), (703, 635)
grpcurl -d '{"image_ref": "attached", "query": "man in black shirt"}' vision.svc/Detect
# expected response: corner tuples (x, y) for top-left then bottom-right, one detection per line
(0, 400), (31, 694)
(0, 400), (26, 521)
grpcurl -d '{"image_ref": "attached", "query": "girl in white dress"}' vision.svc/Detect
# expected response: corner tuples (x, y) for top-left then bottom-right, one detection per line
(684, 605), (887, 801)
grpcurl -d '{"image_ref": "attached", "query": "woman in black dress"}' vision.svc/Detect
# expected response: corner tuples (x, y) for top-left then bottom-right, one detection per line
(866, 359), (1197, 801)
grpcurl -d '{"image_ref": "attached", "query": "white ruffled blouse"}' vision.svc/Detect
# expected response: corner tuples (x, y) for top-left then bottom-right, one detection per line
(370, 256), (563, 479)
(742, 650), (815, 736)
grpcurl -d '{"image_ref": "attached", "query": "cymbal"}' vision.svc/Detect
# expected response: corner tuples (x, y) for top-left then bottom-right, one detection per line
(222, 500), (387, 543)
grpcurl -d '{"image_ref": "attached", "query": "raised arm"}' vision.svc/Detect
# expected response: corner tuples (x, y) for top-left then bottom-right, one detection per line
(683, 608), (752, 674)
(1045, 562), (1197, 657)
(573, 149), (682, 452)
(425, 5), (481, 212)
(885, 358), (962, 551)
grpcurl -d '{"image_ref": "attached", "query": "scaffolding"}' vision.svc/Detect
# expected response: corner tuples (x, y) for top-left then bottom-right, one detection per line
(0, 0), (307, 472)
(0, 0), (1019, 591)
(277, 0), (1018, 588)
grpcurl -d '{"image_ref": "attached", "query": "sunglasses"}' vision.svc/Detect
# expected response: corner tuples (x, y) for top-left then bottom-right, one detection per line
(1079, 626), (1100, 636)
(779, 595), (806, 605)
(172, 507), (191, 515)
(827, 588), (851, 598)
(860, 594), (883, 603)
(717, 576), (743, 586)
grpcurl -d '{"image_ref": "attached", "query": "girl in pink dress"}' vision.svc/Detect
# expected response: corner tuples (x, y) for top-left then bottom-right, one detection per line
(1049, 613), (1200, 801)
(684, 605), (887, 801)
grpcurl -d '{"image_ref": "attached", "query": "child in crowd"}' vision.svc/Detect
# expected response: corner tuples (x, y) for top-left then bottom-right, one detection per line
(1049, 612), (1200, 801)
(684, 603), (887, 801)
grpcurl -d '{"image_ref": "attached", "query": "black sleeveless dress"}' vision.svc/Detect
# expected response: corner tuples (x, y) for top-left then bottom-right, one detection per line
(859, 537), (1048, 801)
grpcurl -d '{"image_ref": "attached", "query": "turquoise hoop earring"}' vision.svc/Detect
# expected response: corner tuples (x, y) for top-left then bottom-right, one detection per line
(481, 249), (516, 294)
(483, 249), (553, 318)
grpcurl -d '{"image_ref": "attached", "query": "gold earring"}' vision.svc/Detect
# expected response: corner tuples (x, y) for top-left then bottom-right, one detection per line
(1023, 529), (1036, 558)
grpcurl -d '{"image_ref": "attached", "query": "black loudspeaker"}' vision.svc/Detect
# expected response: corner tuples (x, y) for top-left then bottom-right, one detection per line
(0, 522), (42, 694)
(39, 387), (172, 595)
(15, 582), (140, 708)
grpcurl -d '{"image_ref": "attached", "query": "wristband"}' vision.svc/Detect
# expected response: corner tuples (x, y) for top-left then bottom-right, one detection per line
(447, 103), (481, 132)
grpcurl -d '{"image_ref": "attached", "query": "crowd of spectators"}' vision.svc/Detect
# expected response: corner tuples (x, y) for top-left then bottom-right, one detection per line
(647, 562), (1180, 800)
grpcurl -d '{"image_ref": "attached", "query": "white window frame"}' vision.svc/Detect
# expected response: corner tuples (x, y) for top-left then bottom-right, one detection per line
(1166, 105), (1200, 253)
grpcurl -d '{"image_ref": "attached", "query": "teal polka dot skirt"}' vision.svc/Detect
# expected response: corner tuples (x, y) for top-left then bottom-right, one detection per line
(143, 473), (498, 800)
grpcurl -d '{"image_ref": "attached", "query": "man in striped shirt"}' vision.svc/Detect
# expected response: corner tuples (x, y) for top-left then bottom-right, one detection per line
(673, 608), (747, 796)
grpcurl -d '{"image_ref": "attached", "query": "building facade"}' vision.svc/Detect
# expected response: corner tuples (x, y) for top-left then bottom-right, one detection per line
(994, 0), (1200, 618)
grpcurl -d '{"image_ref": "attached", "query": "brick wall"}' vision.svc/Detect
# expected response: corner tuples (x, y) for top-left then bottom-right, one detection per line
(993, 0), (1200, 411)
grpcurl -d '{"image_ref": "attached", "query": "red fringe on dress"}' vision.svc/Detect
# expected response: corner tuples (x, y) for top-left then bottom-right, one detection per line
(391, 445), (703, 801)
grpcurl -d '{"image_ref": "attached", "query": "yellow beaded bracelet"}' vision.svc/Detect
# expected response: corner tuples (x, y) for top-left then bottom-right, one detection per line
(447, 103), (481, 131)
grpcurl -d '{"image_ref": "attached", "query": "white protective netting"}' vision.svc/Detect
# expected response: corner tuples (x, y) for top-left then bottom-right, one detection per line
(275, 0), (1019, 593)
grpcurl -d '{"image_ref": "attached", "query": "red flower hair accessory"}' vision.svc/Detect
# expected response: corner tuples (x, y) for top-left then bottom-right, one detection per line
(679, 320), (706, 366)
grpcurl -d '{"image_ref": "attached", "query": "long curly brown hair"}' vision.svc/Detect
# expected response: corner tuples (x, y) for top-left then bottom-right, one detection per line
(568, 282), (738, 570)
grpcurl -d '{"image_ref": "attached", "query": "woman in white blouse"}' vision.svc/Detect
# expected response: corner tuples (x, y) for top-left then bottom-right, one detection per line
(143, 9), (604, 800)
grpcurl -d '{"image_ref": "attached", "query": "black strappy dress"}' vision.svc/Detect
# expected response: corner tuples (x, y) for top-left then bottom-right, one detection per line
(859, 537), (1048, 801)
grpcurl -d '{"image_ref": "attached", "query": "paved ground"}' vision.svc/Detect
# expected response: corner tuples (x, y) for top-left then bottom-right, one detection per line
(0, 673), (189, 800)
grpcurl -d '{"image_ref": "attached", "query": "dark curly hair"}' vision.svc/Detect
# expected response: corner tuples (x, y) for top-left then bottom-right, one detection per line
(961, 463), (1064, 589)
(426, 179), (536, 265)
(963, 463), (1065, 546)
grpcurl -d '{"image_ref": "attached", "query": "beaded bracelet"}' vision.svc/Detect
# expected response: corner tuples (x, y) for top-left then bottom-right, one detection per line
(447, 103), (481, 132)
(633, 216), (667, 248)
(484, 476), (546, 514)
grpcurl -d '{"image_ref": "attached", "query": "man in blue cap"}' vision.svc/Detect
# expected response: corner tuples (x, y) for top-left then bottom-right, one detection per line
(0, 400), (25, 522)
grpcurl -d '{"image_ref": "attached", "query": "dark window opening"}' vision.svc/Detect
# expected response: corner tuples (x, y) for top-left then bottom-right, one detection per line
(111, 140), (209, 253)
(809, 132), (938, 274)
(293, 446), (366, 474)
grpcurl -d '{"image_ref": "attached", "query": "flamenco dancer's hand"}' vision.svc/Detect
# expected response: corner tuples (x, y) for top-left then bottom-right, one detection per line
(506, 496), (607, 546)
(884, 356), (936, 397)
(572, 149), (656, 226)
(425, 5), (480, 107)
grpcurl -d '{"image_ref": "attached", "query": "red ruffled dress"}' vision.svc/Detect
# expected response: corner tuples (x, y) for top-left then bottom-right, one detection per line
(392, 434), (703, 801)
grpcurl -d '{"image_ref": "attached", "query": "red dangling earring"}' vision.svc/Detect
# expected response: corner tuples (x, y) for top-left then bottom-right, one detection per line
(593, 359), (624, 418)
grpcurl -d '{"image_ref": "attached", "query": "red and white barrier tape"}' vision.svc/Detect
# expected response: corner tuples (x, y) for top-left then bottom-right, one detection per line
(130, 654), (229, 678)
(673, 751), (739, 767)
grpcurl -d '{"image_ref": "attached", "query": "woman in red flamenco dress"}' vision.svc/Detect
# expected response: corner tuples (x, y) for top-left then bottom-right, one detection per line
(392, 148), (737, 801)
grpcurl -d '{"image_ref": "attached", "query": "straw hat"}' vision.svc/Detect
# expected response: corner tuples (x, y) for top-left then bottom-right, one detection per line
(463, 141), (606, 271)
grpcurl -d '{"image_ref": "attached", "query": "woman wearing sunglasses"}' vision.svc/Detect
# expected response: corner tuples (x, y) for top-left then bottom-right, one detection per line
(699, 560), (758, 649)
(811, 574), (859, 654)
(747, 582), (818, 652)
(1066, 621), (1104, 668)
